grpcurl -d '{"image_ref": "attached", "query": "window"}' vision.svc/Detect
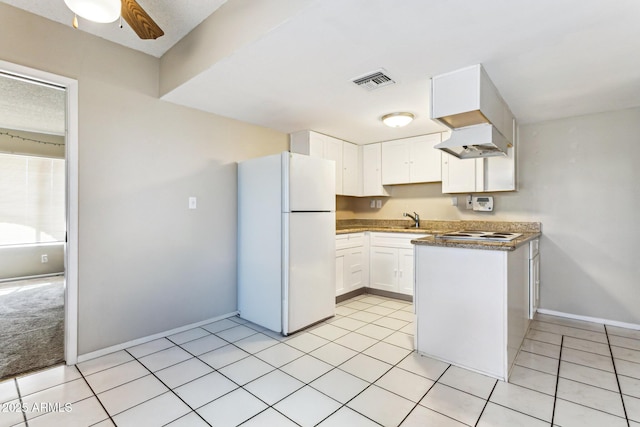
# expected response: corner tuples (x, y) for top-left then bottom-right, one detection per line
(0, 153), (65, 245)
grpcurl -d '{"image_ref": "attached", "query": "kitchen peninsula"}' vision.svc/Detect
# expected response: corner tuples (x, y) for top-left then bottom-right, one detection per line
(411, 221), (541, 381)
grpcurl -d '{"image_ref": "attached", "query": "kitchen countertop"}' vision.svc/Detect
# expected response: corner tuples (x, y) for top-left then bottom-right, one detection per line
(336, 219), (541, 251)
(409, 232), (540, 251)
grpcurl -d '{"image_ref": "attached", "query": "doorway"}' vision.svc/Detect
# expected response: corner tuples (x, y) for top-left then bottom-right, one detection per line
(0, 61), (78, 378)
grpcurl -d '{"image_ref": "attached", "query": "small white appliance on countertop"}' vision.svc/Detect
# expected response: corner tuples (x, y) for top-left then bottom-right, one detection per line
(237, 152), (336, 335)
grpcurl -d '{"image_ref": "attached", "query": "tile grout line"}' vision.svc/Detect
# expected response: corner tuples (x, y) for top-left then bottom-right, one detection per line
(70, 366), (115, 427)
(166, 330), (308, 425)
(140, 331), (299, 424)
(14, 377), (28, 426)
(604, 324), (631, 427)
(474, 380), (498, 427)
(23, 294), (637, 426)
(283, 314), (399, 425)
(550, 335), (564, 426)
(12, 366), (104, 426)
(396, 363), (453, 426)
(258, 299), (415, 426)
(120, 348), (214, 427)
(311, 342), (419, 427)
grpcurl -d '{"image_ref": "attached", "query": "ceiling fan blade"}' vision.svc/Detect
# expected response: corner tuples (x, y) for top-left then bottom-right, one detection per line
(121, 0), (164, 40)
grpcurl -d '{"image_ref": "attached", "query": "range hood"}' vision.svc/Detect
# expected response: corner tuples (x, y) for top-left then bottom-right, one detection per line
(435, 124), (509, 159)
(430, 64), (515, 159)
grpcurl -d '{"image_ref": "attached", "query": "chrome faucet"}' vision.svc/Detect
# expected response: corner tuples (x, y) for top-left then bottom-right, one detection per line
(403, 212), (420, 228)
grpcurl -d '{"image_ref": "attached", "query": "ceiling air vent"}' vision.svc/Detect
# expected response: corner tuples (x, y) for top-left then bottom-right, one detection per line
(351, 69), (395, 91)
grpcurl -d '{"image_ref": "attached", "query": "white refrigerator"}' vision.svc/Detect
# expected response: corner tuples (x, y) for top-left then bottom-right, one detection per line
(237, 152), (336, 335)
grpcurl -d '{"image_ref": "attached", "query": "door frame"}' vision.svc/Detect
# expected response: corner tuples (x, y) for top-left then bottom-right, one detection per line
(0, 60), (79, 364)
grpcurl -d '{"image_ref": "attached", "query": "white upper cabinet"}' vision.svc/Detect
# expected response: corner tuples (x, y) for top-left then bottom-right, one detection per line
(441, 137), (516, 193)
(431, 64), (514, 146)
(432, 65), (518, 193)
(441, 154), (483, 193)
(381, 134), (442, 185)
(362, 143), (389, 197)
(342, 141), (360, 196)
(290, 130), (350, 195)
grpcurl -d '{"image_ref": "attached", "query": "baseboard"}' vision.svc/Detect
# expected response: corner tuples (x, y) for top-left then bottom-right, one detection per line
(367, 288), (413, 302)
(336, 288), (413, 303)
(76, 311), (239, 363)
(336, 288), (367, 303)
(537, 308), (640, 331)
(0, 272), (64, 283)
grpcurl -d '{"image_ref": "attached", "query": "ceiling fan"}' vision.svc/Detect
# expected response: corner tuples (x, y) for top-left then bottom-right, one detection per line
(64, 0), (164, 40)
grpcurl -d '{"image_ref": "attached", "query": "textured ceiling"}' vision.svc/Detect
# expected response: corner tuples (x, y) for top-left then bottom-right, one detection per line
(162, 0), (640, 143)
(2, 0), (640, 144)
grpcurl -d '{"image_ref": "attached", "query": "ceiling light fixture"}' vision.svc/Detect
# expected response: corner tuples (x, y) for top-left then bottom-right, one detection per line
(64, 0), (121, 23)
(381, 112), (414, 128)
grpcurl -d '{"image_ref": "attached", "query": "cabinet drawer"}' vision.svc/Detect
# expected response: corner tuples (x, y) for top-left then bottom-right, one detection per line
(370, 232), (427, 249)
(530, 239), (539, 258)
(336, 232), (365, 250)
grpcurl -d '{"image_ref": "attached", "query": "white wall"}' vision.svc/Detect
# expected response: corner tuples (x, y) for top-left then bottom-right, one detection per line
(0, 4), (288, 355)
(0, 244), (64, 281)
(514, 108), (640, 325)
(340, 107), (640, 325)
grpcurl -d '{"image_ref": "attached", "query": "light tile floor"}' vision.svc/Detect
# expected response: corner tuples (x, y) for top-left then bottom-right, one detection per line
(1, 294), (640, 426)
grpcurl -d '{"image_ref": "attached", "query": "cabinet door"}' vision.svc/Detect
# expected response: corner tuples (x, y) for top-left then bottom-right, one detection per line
(398, 248), (415, 296)
(346, 246), (365, 292)
(323, 135), (343, 194)
(369, 247), (398, 292)
(409, 134), (442, 183)
(381, 140), (410, 185)
(362, 143), (389, 196)
(342, 142), (360, 196)
(441, 153), (482, 193)
(336, 248), (346, 296)
(485, 143), (516, 192)
(431, 64), (481, 122)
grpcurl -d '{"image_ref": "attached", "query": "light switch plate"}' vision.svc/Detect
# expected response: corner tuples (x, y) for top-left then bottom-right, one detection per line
(189, 197), (197, 209)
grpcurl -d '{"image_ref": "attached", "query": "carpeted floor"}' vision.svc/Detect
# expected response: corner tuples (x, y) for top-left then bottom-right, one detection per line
(0, 275), (64, 380)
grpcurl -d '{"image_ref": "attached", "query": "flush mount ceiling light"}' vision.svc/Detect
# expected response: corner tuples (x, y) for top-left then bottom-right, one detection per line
(64, 0), (121, 23)
(381, 112), (414, 128)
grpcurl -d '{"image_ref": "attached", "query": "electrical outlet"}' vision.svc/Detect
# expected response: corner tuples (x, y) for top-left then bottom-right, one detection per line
(189, 197), (197, 209)
(376, 200), (382, 209)
(41, 254), (48, 263)
(370, 200), (375, 208)
(451, 197), (458, 206)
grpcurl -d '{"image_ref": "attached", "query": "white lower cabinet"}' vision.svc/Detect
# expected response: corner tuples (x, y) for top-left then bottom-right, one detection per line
(369, 232), (427, 296)
(370, 247), (416, 295)
(335, 233), (367, 296)
(336, 232), (424, 297)
(369, 247), (397, 293)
